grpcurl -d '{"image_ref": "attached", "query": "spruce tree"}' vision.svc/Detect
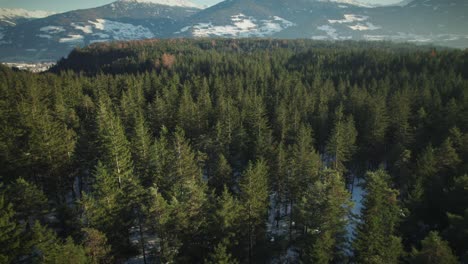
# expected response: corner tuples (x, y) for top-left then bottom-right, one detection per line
(411, 231), (458, 264)
(325, 105), (357, 173)
(239, 159), (269, 262)
(0, 195), (22, 263)
(83, 228), (112, 264)
(289, 124), (321, 235)
(354, 170), (403, 263)
(206, 240), (239, 264)
(297, 169), (352, 264)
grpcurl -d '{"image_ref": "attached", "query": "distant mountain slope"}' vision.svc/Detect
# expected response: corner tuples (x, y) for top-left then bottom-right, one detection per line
(1, 0), (467, 62)
(0, 0), (200, 61)
(0, 8), (55, 26)
(175, 0), (468, 47)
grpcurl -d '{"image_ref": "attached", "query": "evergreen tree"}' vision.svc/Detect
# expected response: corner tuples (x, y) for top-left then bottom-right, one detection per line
(27, 221), (59, 263)
(297, 169), (352, 264)
(95, 93), (134, 188)
(81, 163), (134, 256)
(206, 240), (239, 264)
(239, 159), (269, 262)
(0, 195), (22, 263)
(444, 209), (468, 261)
(411, 231), (458, 264)
(6, 178), (48, 224)
(131, 110), (153, 186)
(289, 124), (321, 234)
(354, 170), (403, 264)
(48, 237), (88, 264)
(83, 228), (112, 264)
(215, 187), (243, 248)
(325, 105), (357, 173)
(211, 154), (233, 194)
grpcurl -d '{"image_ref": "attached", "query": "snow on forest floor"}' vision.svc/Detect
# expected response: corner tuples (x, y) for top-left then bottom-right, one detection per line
(267, 193), (291, 237)
(266, 193), (301, 263)
(126, 225), (159, 264)
(345, 176), (366, 255)
(124, 177), (366, 263)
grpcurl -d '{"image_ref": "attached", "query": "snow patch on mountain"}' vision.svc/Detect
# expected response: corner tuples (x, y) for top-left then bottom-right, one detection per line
(71, 23), (93, 34)
(364, 32), (468, 43)
(318, 0), (376, 8)
(348, 22), (381, 31)
(179, 14), (295, 37)
(37, 34), (52, 39)
(118, 0), (200, 8)
(329, 14), (368, 24)
(317, 25), (351, 40)
(40, 26), (65, 34)
(59, 34), (85, 44)
(0, 8), (55, 19)
(88, 19), (154, 40)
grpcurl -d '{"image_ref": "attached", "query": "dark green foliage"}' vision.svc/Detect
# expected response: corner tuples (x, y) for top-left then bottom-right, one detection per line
(0, 195), (22, 263)
(240, 159), (269, 262)
(297, 169), (352, 264)
(411, 231), (458, 264)
(0, 40), (467, 262)
(206, 240), (239, 264)
(354, 170), (403, 263)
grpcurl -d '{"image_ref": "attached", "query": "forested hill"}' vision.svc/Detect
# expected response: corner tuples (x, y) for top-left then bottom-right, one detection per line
(51, 39), (468, 76)
(1, 40), (468, 263)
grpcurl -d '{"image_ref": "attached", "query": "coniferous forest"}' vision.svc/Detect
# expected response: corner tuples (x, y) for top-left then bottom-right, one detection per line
(1, 39), (468, 263)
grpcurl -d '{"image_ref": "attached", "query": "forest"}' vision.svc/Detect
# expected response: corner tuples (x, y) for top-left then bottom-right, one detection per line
(1, 39), (468, 263)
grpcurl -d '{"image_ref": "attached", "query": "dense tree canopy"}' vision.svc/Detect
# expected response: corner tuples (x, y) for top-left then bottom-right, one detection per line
(1, 39), (467, 263)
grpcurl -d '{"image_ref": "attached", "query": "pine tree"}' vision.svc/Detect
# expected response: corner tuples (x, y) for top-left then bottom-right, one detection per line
(354, 170), (403, 264)
(131, 111), (153, 186)
(444, 209), (468, 261)
(147, 128), (208, 262)
(297, 169), (352, 264)
(27, 221), (59, 263)
(81, 163), (133, 256)
(83, 228), (112, 264)
(206, 240), (239, 264)
(149, 126), (174, 193)
(289, 124), (321, 236)
(240, 159), (269, 262)
(48, 237), (88, 264)
(411, 231), (458, 264)
(0, 195), (22, 263)
(215, 187), (243, 246)
(146, 187), (181, 263)
(6, 178), (48, 224)
(211, 154), (234, 195)
(95, 93), (134, 188)
(325, 105), (357, 173)
(170, 128), (207, 229)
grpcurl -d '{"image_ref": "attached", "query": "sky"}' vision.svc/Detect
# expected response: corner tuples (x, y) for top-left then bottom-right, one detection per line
(0, 0), (402, 12)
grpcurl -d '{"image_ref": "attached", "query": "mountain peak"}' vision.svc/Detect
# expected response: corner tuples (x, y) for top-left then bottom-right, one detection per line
(0, 8), (55, 19)
(117, 0), (201, 8)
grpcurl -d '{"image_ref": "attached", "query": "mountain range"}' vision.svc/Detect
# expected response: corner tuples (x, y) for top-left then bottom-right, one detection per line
(0, 0), (467, 62)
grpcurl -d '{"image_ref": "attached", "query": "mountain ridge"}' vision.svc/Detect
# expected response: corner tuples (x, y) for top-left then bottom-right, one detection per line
(0, 0), (467, 62)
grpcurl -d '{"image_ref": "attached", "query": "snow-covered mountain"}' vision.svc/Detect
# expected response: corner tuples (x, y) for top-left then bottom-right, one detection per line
(1, 0), (467, 62)
(317, 0), (377, 8)
(0, 0), (199, 61)
(0, 8), (55, 26)
(118, 0), (201, 8)
(0, 8), (55, 20)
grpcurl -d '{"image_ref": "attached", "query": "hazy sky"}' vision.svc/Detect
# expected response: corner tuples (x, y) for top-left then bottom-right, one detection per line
(0, 0), (402, 12)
